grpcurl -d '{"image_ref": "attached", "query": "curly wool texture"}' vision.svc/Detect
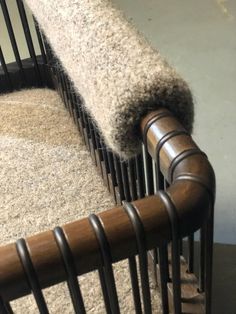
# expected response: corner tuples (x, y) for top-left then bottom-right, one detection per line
(25, 0), (194, 158)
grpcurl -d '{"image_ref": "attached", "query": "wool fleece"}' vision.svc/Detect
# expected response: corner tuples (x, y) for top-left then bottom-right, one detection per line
(25, 0), (194, 158)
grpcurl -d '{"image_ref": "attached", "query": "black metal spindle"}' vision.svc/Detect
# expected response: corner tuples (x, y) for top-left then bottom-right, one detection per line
(89, 214), (120, 314)
(0, 45), (12, 89)
(152, 159), (158, 194)
(107, 151), (117, 188)
(53, 227), (86, 314)
(0, 0), (26, 83)
(75, 96), (86, 141)
(199, 226), (205, 292)
(94, 130), (104, 176)
(0, 298), (13, 314)
(15, 239), (49, 314)
(100, 140), (110, 188)
(16, 0), (42, 85)
(135, 155), (145, 199)
(113, 154), (125, 202)
(128, 257), (143, 314)
(81, 111), (91, 151)
(87, 117), (98, 164)
(142, 144), (154, 196)
(120, 161), (131, 201)
(0, 298), (9, 314)
(123, 201), (152, 314)
(98, 269), (112, 314)
(187, 234), (194, 273)
(205, 207), (214, 314)
(66, 77), (75, 118)
(158, 245), (169, 314)
(41, 33), (53, 65)
(128, 159), (138, 201)
(33, 17), (47, 64)
(159, 191), (182, 314)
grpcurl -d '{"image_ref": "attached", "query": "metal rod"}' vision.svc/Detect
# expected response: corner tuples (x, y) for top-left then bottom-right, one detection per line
(120, 161), (131, 201)
(199, 226), (205, 292)
(187, 234), (194, 273)
(135, 155), (145, 199)
(142, 144), (154, 196)
(107, 151), (117, 187)
(33, 16), (47, 64)
(128, 257), (142, 314)
(89, 214), (120, 314)
(15, 239), (49, 314)
(158, 245), (169, 314)
(0, 0), (26, 83)
(98, 269), (112, 314)
(53, 227), (86, 314)
(159, 192), (182, 314)
(123, 201), (152, 314)
(0, 298), (12, 314)
(113, 154), (125, 202)
(128, 159), (138, 201)
(205, 207), (214, 314)
(16, 0), (42, 85)
(0, 46), (12, 89)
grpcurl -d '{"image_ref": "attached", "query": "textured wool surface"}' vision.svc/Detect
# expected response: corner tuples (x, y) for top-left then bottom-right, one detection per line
(25, 0), (194, 158)
(0, 89), (161, 313)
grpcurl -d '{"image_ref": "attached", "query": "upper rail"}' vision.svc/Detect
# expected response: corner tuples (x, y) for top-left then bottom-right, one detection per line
(0, 109), (215, 302)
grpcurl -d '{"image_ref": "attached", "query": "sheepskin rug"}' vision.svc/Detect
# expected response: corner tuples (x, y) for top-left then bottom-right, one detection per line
(25, 0), (194, 158)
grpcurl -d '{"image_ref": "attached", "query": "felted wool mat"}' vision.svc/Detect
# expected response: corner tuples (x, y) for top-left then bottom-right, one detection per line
(0, 89), (161, 313)
(25, 0), (194, 159)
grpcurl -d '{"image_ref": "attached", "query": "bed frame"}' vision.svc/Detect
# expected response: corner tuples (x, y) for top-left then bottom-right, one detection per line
(0, 1), (215, 313)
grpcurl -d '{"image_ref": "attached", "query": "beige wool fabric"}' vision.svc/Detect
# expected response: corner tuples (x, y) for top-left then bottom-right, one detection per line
(25, 0), (194, 158)
(0, 89), (161, 313)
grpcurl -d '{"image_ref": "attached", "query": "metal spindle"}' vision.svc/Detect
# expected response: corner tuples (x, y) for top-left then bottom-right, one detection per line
(16, 0), (42, 85)
(16, 239), (49, 314)
(53, 227), (86, 314)
(187, 234), (194, 273)
(159, 191), (182, 314)
(123, 201), (152, 314)
(128, 257), (143, 314)
(0, 298), (9, 314)
(0, 46), (12, 89)
(205, 207), (214, 314)
(0, 298), (13, 314)
(120, 161), (131, 201)
(158, 245), (169, 314)
(33, 17), (47, 64)
(113, 154), (125, 202)
(135, 155), (145, 199)
(0, 0), (26, 83)
(142, 144), (154, 196)
(128, 159), (138, 201)
(89, 214), (120, 314)
(199, 226), (206, 292)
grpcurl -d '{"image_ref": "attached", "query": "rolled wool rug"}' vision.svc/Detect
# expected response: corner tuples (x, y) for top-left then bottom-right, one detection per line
(25, 0), (194, 158)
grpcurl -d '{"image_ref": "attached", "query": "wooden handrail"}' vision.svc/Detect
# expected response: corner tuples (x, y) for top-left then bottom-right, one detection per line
(0, 109), (215, 303)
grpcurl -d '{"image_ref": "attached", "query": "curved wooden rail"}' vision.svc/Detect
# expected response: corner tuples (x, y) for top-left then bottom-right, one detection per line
(0, 109), (215, 305)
